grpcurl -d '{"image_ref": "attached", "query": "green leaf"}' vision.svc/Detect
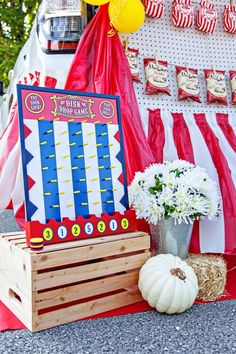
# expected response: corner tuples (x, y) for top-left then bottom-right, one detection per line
(0, 1), (40, 87)
(170, 168), (183, 177)
(148, 187), (157, 195)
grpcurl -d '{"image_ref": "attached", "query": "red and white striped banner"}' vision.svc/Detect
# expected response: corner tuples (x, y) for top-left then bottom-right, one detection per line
(172, 0), (194, 28)
(223, 5), (236, 34)
(144, 0), (165, 19)
(0, 72), (57, 228)
(196, 0), (217, 34)
(148, 108), (236, 255)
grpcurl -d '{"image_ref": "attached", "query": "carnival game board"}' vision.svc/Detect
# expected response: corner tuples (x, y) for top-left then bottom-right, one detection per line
(17, 85), (136, 245)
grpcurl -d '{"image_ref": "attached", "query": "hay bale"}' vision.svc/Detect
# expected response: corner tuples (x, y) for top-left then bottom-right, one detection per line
(186, 254), (227, 301)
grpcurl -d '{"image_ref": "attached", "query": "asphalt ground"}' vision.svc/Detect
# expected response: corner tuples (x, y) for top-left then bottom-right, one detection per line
(0, 211), (236, 354)
(0, 210), (21, 233)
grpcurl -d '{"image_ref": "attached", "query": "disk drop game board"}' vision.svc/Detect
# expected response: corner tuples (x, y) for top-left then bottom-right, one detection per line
(17, 85), (136, 246)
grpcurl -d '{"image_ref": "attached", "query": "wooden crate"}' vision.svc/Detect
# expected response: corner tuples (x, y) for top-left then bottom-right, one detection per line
(0, 231), (150, 332)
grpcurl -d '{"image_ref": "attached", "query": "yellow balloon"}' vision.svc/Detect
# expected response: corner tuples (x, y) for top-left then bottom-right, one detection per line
(108, 0), (145, 33)
(83, 0), (110, 5)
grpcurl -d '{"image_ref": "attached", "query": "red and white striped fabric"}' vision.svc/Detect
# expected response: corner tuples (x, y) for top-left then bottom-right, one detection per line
(196, 0), (217, 34)
(223, 5), (236, 34)
(172, 0), (194, 28)
(148, 108), (236, 255)
(144, 0), (165, 19)
(0, 72), (57, 229)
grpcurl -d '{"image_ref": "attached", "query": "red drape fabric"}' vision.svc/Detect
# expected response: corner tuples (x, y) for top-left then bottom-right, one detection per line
(65, 4), (154, 183)
(194, 113), (236, 254)
(147, 109), (165, 163)
(216, 113), (236, 153)
(171, 112), (200, 253)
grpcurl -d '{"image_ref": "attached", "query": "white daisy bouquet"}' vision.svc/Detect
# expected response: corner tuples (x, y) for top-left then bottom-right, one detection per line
(129, 160), (220, 225)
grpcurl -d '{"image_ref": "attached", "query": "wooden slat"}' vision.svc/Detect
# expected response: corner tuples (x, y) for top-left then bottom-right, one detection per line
(3, 233), (25, 241)
(32, 234), (150, 271)
(29, 231), (148, 254)
(34, 270), (139, 310)
(33, 289), (142, 332)
(33, 252), (149, 291)
(0, 237), (32, 295)
(11, 239), (28, 245)
(17, 243), (29, 249)
(0, 272), (33, 331)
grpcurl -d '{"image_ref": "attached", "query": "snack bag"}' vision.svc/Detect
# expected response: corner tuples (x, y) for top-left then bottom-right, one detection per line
(124, 47), (141, 83)
(204, 69), (227, 105)
(176, 66), (201, 102)
(230, 70), (236, 104)
(196, 0), (217, 34)
(172, 0), (194, 28)
(144, 58), (170, 95)
(144, 0), (165, 19)
(223, 5), (236, 34)
(223, 5), (236, 33)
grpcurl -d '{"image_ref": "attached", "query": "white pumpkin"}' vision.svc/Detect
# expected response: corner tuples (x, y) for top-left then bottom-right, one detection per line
(138, 254), (199, 314)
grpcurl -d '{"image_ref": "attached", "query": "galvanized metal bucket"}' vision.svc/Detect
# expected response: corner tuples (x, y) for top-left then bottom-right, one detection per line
(150, 219), (194, 260)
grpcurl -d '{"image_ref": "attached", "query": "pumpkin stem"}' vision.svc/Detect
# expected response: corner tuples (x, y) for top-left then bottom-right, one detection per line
(170, 268), (186, 281)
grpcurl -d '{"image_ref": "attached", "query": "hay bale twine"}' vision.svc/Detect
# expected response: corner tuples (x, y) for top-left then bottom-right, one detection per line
(186, 254), (227, 301)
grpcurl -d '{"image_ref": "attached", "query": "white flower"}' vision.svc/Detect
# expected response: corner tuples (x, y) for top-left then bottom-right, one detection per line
(164, 173), (176, 187)
(158, 187), (175, 206)
(129, 160), (221, 225)
(174, 185), (189, 202)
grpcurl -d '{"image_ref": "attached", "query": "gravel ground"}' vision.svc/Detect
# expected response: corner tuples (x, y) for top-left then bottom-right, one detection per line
(0, 211), (236, 354)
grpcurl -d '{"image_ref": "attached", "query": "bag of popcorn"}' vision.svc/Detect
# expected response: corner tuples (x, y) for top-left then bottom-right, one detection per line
(204, 69), (227, 105)
(144, 58), (171, 95)
(124, 46), (141, 83)
(223, 5), (236, 34)
(172, 0), (194, 28)
(144, 0), (165, 19)
(176, 66), (201, 102)
(196, 0), (217, 34)
(230, 70), (236, 104)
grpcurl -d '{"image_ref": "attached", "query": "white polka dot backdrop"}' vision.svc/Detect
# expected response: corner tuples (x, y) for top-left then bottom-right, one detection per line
(120, 0), (236, 127)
